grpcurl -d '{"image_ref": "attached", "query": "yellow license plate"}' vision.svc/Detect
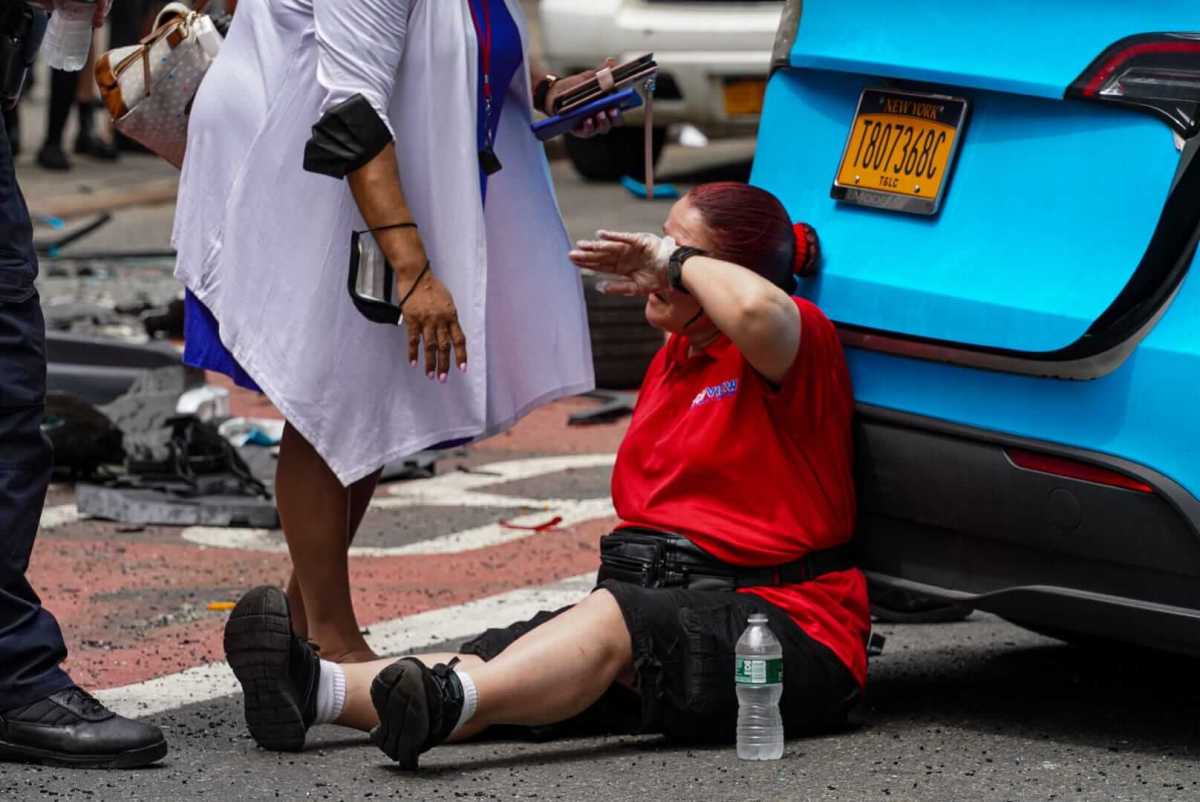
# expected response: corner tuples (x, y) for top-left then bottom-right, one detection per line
(723, 79), (767, 117)
(831, 89), (968, 215)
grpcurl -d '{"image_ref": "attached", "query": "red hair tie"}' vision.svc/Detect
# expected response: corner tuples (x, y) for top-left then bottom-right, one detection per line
(793, 222), (820, 278)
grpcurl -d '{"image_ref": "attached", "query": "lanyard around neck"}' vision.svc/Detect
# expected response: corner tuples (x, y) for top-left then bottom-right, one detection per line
(467, 0), (504, 175)
(467, 0), (494, 108)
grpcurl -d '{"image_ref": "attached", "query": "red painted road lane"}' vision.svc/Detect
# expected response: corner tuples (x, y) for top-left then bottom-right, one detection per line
(23, 393), (633, 691)
(31, 515), (615, 689)
(28, 396), (632, 692)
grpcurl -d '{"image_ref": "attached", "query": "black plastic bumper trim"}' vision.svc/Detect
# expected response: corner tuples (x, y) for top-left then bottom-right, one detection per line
(857, 403), (1200, 537)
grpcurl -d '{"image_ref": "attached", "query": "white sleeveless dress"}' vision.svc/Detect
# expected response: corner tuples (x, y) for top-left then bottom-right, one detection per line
(172, 0), (593, 485)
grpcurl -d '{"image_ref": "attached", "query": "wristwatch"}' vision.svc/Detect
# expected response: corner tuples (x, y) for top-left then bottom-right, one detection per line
(667, 246), (707, 294)
(533, 74), (561, 115)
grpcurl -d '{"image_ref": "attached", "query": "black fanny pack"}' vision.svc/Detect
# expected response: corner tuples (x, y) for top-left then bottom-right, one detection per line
(597, 527), (854, 593)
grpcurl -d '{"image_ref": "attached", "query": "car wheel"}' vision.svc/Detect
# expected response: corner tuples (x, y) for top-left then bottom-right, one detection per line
(582, 272), (664, 390)
(565, 127), (667, 182)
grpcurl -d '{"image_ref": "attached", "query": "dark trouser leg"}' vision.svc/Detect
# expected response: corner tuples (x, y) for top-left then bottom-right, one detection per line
(42, 68), (76, 150)
(2, 105), (18, 157)
(0, 294), (72, 711)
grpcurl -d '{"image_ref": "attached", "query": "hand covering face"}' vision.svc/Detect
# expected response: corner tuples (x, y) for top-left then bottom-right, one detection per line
(569, 231), (677, 296)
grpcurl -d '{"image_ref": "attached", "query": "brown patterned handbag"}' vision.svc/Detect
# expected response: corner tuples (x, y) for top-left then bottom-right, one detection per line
(94, 1), (222, 168)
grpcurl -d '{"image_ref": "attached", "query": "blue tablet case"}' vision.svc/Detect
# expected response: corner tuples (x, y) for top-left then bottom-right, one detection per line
(531, 88), (644, 141)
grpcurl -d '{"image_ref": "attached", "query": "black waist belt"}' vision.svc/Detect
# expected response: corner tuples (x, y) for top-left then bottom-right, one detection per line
(597, 527), (854, 592)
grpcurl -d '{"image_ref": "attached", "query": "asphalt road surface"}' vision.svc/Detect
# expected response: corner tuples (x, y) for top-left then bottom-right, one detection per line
(7, 122), (1199, 800)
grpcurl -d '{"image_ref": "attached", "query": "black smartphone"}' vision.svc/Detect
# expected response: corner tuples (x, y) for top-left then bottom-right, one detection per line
(551, 53), (657, 114)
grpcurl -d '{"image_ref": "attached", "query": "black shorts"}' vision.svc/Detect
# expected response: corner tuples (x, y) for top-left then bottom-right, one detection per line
(460, 578), (861, 743)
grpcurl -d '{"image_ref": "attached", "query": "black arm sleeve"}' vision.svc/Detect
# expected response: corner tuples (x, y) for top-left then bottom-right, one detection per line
(302, 94), (394, 179)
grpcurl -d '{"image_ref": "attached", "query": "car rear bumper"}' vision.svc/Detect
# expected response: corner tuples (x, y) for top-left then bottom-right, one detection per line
(855, 404), (1200, 655)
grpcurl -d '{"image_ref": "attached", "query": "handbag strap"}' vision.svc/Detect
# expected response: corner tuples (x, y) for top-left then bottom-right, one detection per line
(111, 1), (212, 94)
(154, 0), (209, 31)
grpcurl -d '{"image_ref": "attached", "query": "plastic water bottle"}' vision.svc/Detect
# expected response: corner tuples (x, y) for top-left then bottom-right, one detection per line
(43, 0), (96, 72)
(735, 613), (784, 760)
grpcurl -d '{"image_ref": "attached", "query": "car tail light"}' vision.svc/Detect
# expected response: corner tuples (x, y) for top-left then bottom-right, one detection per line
(1067, 33), (1200, 137)
(1006, 449), (1154, 494)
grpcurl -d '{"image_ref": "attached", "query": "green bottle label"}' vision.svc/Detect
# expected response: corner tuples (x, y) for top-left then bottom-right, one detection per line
(735, 657), (783, 685)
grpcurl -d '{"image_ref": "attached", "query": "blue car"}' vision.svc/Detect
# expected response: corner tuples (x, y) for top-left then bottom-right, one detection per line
(753, 1), (1200, 651)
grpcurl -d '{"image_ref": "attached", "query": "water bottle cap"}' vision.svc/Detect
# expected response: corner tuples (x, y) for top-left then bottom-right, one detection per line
(747, 613), (768, 624)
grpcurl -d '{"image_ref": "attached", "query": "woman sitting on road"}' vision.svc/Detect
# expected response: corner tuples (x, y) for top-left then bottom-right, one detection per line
(223, 182), (869, 766)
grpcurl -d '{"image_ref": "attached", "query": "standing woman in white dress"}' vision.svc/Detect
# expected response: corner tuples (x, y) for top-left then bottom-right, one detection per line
(173, 0), (615, 662)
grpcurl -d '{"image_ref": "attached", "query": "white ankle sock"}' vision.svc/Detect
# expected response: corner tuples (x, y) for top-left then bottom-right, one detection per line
(451, 669), (478, 736)
(314, 659), (346, 725)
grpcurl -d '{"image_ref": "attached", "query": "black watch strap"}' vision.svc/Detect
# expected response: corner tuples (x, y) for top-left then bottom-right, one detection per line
(668, 246), (707, 294)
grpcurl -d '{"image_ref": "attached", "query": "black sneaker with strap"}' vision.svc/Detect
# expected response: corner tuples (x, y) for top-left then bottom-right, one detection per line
(223, 585), (320, 752)
(369, 656), (465, 770)
(0, 686), (167, 768)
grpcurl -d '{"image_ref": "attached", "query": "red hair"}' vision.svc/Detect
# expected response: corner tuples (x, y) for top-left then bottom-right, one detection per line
(685, 182), (819, 289)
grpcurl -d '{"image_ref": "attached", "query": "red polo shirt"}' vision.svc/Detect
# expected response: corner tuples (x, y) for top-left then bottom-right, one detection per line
(611, 297), (869, 686)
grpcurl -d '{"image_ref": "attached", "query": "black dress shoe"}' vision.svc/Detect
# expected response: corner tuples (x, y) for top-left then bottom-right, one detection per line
(224, 585), (320, 751)
(370, 656), (465, 769)
(0, 686), (167, 768)
(36, 142), (71, 171)
(74, 133), (120, 161)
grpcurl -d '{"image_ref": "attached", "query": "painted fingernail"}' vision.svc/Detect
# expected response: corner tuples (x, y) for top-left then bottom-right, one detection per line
(438, 373), (448, 383)
(410, 360), (418, 368)
(427, 372), (434, 380)
(458, 363), (468, 373)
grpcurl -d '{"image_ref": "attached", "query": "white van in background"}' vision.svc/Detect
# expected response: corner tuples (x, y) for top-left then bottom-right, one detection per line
(538, 0), (783, 180)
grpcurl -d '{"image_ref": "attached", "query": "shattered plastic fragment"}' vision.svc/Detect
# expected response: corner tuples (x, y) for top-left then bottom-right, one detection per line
(498, 515), (563, 532)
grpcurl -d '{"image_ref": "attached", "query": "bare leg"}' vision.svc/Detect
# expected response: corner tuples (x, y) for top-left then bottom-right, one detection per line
(286, 467), (381, 643)
(333, 591), (632, 738)
(276, 422), (374, 663)
(285, 573), (307, 640)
